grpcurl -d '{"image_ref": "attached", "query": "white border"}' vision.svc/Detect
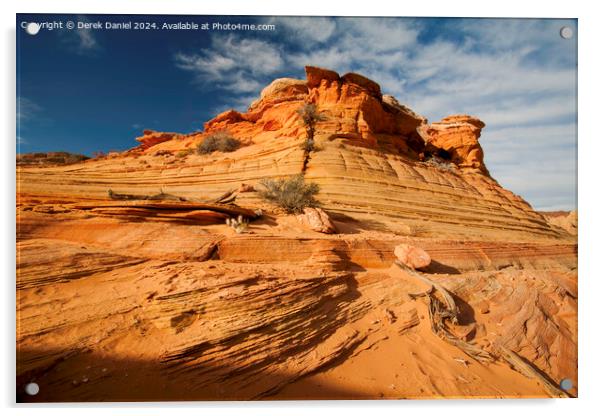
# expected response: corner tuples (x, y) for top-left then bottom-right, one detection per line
(3, 1), (600, 415)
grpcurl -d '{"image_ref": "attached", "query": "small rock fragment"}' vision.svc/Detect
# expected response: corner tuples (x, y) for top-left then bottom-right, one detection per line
(296, 207), (337, 234)
(394, 244), (431, 269)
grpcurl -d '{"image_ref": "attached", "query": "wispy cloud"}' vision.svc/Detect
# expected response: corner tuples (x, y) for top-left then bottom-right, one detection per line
(17, 97), (41, 123)
(17, 97), (43, 149)
(74, 28), (99, 53)
(175, 34), (284, 95)
(60, 16), (101, 56)
(268, 17), (337, 44)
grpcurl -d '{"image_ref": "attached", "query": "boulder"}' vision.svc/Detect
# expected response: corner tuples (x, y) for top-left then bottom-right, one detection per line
(203, 109), (245, 132)
(296, 207), (337, 234)
(394, 244), (431, 269)
(247, 78), (309, 114)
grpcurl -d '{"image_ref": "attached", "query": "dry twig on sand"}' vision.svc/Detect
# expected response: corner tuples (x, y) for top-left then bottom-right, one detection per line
(212, 189), (238, 204)
(395, 260), (493, 363)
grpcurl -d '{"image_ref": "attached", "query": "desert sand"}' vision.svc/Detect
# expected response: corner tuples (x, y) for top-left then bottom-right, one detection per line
(16, 66), (577, 401)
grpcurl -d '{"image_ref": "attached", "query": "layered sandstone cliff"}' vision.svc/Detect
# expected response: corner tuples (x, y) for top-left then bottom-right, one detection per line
(18, 66), (564, 241)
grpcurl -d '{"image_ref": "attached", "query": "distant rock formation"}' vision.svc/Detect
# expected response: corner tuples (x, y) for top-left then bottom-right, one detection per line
(16, 152), (89, 166)
(136, 130), (183, 149)
(140, 66), (489, 174)
(540, 210), (578, 235)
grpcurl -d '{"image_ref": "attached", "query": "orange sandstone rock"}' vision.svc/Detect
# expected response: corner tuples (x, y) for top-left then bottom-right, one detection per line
(394, 244), (431, 269)
(296, 207), (337, 234)
(305, 66), (340, 88)
(18, 68), (565, 241)
(420, 114), (489, 174)
(136, 130), (182, 149)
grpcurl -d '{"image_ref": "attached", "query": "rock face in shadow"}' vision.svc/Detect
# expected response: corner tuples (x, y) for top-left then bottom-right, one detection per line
(16, 67), (577, 401)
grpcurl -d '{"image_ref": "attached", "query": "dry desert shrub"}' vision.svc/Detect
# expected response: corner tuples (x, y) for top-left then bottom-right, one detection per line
(297, 103), (327, 152)
(197, 131), (240, 155)
(258, 174), (320, 213)
(300, 138), (321, 152)
(176, 148), (194, 158)
(424, 155), (454, 171)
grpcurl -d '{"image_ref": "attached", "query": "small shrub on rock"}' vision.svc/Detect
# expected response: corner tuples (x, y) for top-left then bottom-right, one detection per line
(197, 131), (240, 155)
(297, 103), (327, 143)
(258, 174), (320, 214)
(300, 138), (321, 152)
(176, 148), (194, 158)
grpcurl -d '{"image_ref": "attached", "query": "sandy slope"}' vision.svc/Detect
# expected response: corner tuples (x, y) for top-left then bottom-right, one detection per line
(16, 201), (577, 401)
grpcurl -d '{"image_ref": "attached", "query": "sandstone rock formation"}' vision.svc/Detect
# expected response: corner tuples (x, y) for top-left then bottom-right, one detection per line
(296, 207), (337, 234)
(136, 130), (183, 150)
(16, 66), (577, 401)
(419, 115), (489, 174)
(17, 66), (561, 242)
(16, 152), (89, 166)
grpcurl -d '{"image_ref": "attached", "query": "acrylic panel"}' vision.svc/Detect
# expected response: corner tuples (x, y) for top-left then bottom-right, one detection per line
(16, 14), (578, 402)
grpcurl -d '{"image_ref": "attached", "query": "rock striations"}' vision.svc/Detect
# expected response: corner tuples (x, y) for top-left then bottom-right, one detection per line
(16, 67), (577, 401)
(17, 66), (558, 241)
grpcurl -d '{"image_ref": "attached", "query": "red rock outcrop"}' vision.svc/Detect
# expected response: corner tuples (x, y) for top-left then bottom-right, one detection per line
(16, 67), (566, 242)
(419, 115), (489, 174)
(136, 130), (183, 149)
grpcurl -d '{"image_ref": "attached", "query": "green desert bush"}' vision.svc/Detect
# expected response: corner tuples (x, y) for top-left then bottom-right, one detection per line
(258, 174), (320, 213)
(197, 131), (240, 155)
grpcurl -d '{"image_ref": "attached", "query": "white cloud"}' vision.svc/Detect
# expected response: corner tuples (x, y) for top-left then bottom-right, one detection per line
(211, 94), (259, 115)
(288, 47), (352, 72)
(338, 17), (420, 52)
(482, 122), (577, 211)
(270, 17), (337, 43)
(175, 34), (284, 95)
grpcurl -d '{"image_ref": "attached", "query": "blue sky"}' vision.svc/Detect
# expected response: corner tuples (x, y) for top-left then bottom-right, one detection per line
(16, 15), (577, 211)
